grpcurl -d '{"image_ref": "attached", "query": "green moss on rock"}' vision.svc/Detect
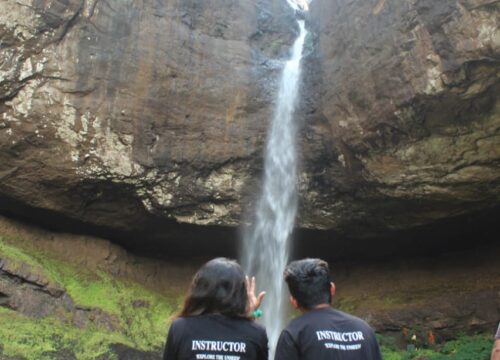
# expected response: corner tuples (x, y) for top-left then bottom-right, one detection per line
(0, 236), (177, 359)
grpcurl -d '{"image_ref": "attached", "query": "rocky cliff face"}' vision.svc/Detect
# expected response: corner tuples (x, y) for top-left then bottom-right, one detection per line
(300, 0), (500, 236)
(0, 0), (296, 232)
(0, 0), (499, 240)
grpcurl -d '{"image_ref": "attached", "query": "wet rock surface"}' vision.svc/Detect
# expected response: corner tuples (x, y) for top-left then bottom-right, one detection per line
(0, 0), (294, 232)
(0, 1), (499, 241)
(330, 241), (500, 340)
(0, 259), (119, 330)
(368, 289), (500, 339)
(300, 0), (500, 236)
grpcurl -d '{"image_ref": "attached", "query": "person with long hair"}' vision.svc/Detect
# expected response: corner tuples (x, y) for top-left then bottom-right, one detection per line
(163, 257), (268, 360)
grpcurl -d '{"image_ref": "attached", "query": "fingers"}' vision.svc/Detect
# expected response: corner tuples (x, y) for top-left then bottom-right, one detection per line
(246, 276), (256, 294)
(255, 291), (266, 309)
(246, 275), (265, 310)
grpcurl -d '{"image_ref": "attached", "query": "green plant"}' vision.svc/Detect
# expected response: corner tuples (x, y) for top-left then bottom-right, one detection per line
(379, 334), (492, 360)
(436, 335), (491, 360)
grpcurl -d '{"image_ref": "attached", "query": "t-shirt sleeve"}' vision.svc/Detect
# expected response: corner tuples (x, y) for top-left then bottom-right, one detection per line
(496, 322), (500, 340)
(163, 319), (182, 360)
(274, 330), (300, 360)
(364, 325), (383, 360)
(371, 332), (383, 360)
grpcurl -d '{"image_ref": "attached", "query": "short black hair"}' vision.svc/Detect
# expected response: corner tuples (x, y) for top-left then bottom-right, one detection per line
(284, 258), (332, 309)
(180, 258), (248, 318)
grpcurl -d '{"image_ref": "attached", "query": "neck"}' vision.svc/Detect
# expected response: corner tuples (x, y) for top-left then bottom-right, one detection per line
(313, 303), (330, 310)
(300, 303), (330, 313)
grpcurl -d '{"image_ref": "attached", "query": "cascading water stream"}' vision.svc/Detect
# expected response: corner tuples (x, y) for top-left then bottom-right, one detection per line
(241, 4), (308, 356)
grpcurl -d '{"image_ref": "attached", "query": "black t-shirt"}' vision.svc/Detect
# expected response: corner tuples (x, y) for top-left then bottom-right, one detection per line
(275, 308), (382, 360)
(163, 314), (268, 360)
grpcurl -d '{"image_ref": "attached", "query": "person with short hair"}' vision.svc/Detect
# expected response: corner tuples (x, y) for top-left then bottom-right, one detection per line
(275, 258), (382, 360)
(492, 322), (500, 360)
(163, 258), (268, 360)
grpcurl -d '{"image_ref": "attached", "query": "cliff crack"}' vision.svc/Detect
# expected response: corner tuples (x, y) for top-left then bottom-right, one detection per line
(87, 0), (101, 19)
(0, 167), (19, 182)
(465, 0), (500, 10)
(52, 0), (85, 45)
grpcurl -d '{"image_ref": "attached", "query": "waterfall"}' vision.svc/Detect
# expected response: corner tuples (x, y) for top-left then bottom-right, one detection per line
(241, 9), (308, 356)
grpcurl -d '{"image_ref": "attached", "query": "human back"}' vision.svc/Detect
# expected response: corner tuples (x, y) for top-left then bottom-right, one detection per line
(277, 307), (381, 359)
(167, 314), (267, 359)
(163, 258), (268, 360)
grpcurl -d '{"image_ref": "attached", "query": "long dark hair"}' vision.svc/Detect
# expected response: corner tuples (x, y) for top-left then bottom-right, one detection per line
(179, 258), (248, 318)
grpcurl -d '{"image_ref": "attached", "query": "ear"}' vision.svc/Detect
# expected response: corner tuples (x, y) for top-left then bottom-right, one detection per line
(289, 296), (299, 309)
(330, 282), (336, 301)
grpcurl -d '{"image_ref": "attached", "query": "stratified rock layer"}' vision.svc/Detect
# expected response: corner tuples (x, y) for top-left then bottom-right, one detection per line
(1, 0), (499, 239)
(0, 0), (295, 231)
(301, 0), (500, 236)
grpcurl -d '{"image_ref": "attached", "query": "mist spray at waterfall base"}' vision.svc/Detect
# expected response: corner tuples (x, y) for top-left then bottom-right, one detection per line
(241, 11), (308, 357)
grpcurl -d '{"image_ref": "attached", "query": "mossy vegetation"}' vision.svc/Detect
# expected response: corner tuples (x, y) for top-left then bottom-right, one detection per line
(379, 334), (493, 360)
(0, 307), (126, 359)
(0, 235), (179, 359)
(0, 237), (56, 284)
(335, 292), (448, 315)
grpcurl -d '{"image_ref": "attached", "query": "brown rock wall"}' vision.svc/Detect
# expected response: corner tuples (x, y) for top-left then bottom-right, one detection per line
(300, 0), (500, 235)
(0, 0), (295, 230)
(0, 0), (499, 239)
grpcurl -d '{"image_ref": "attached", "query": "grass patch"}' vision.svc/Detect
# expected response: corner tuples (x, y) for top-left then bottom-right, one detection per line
(335, 293), (412, 314)
(61, 271), (174, 349)
(335, 297), (358, 313)
(0, 235), (179, 359)
(0, 237), (57, 286)
(0, 307), (128, 359)
(379, 334), (493, 360)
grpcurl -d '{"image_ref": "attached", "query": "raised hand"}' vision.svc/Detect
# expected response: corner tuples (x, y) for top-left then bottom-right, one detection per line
(245, 276), (266, 315)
